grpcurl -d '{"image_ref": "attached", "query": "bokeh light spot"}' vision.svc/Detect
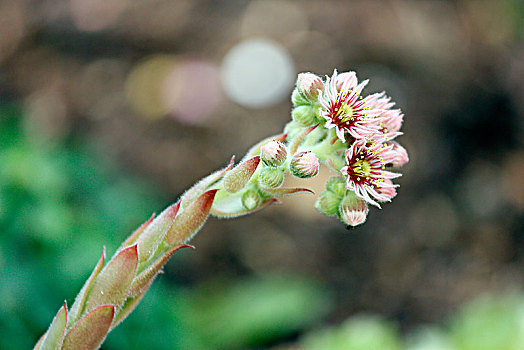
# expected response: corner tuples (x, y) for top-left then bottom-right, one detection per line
(221, 39), (295, 108)
(125, 55), (177, 120)
(163, 60), (221, 125)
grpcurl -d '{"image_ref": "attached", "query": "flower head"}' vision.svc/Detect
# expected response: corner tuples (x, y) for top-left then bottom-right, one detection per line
(319, 70), (384, 142)
(341, 140), (401, 207)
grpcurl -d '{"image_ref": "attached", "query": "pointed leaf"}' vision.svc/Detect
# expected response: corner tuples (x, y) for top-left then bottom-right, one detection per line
(223, 156), (260, 193)
(289, 124), (318, 155)
(164, 189), (218, 245)
(68, 247), (106, 327)
(85, 245), (138, 312)
(128, 245), (194, 297)
(118, 213), (156, 251)
(180, 156), (234, 209)
(261, 187), (314, 197)
(110, 282), (152, 330)
(62, 305), (115, 350)
(39, 301), (68, 350)
(135, 202), (180, 263)
(33, 334), (45, 350)
(211, 197), (280, 218)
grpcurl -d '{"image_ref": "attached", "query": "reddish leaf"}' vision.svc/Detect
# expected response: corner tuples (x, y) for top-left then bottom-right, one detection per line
(118, 213), (156, 251)
(62, 305), (115, 350)
(180, 156), (234, 209)
(261, 187), (314, 196)
(84, 245), (138, 312)
(128, 245), (194, 297)
(110, 283), (151, 330)
(223, 156), (260, 193)
(164, 189), (218, 245)
(288, 124), (319, 155)
(35, 301), (68, 350)
(135, 202), (180, 263)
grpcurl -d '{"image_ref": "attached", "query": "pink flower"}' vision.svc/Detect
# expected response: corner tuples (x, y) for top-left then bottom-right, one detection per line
(366, 93), (404, 142)
(319, 70), (384, 142)
(375, 178), (397, 200)
(341, 140), (401, 207)
(386, 141), (409, 168)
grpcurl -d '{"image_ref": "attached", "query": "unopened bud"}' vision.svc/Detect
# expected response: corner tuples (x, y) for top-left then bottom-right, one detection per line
(291, 105), (318, 127)
(296, 73), (324, 100)
(315, 191), (342, 216)
(241, 190), (262, 211)
(260, 141), (287, 167)
(326, 177), (347, 197)
(338, 192), (369, 227)
(290, 151), (319, 178)
(258, 167), (284, 188)
(389, 142), (409, 168)
(291, 89), (310, 106)
(335, 71), (358, 91)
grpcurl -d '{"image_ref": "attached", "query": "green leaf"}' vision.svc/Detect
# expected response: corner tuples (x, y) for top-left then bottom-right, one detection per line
(68, 248), (106, 327)
(134, 203), (179, 263)
(211, 195), (279, 218)
(117, 213), (155, 252)
(35, 301), (68, 350)
(180, 156), (234, 209)
(129, 245), (193, 297)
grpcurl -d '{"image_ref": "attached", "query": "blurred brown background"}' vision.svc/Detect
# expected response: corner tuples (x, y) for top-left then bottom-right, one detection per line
(0, 0), (523, 349)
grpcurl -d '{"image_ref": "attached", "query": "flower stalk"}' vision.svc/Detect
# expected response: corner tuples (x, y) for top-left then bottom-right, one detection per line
(35, 69), (409, 349)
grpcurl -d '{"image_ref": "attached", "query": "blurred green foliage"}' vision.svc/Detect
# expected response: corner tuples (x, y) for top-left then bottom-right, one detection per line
(301, 294), (524, 350)
(302, 314), (402, 350)
(0, 104), (168, 349)
(448, 294), (524, 350)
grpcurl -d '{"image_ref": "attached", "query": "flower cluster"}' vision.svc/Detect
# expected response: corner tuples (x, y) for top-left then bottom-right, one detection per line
(291, 70), (409, 226)
(35, 68), (410, 349)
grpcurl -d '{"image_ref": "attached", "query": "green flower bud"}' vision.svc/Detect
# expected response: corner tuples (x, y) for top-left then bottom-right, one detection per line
(315, 191), (342, 216)
(291, 105), (318, 127)
(260, 141), (287, 167)
(290, 151), (319, 178)
(326, 177), (347, 197)
(258, 167), (284, 188)
(242, 189), (263, 211)
(291, 88), (310, 106)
